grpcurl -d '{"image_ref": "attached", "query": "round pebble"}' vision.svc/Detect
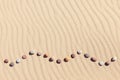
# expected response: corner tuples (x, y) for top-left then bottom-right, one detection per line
(98, 61), (104, 66)
(64, 58), (69, 62)
(84, 53), (90, 58)
(16, 59), (21, 64)
(56, 59), (61, 64)
(90, 57), (97, 62)
(49, 57), (54, 62)
(77, 50), (82, 55)
(29, 50), (35, 55)
(111, 56), (117, 62)
(105, 61), (110, 66)
(71, 54), (76, 58)
(43, 54), (48, 58)
(4, 59), (9, 63)
(22, 55), (27, 59)
(9, 62), (14, 67)
(37, 52), (42, 56)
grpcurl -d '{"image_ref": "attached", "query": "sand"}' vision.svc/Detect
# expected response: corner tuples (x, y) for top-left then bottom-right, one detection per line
(0, 0), (120, 80)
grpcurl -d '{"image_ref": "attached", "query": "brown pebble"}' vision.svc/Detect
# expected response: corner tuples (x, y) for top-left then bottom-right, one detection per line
(37, 52), (42, 56)
(49, 57), (54, 62)
(56, 59), (61, 64)
(43, 54), (48, 58)
(4, 59), (9, 63)
(71, 54), (76, 58)
(64, 58), (69, 62)
(22, 55), (27, 59)
(105, 61), (110, 66)
(90, 57), (97, 62)
(84, 53), (90, 58)
(9, 62), (14, 67)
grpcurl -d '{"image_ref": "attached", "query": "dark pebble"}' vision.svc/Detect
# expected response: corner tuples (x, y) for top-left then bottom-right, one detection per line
(22, 55), (27, 59)
(4, 59), (9, 63)
(71, 54), (76, 58)
(64, 58), (69, 62)
(90, 57), (97, 62)
(43, 54), (48, 58)
(84, 53), (90, 58)
(49, 57), (54, 62)
(105, 61), (110, 66)
(37, 52), (42, 56)
(9, 62), (14, 67)
(56, 59), (61, 64)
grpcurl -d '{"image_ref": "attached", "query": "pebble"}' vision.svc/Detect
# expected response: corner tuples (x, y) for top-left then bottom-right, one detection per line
(71, 54), (76, 58)
(84, 53), (90, 58)
(22, 55), (27, 59)
(64, 58), (69, 62)
(105, 61), (110, 66)
(43, 54), (48, 58)
(37, 52), (42, 56)
(111, 56), (117, 62)
(9, 62), (14, 67)
(90, 57), (97, 62)
(29, 50), (35, 55)
(77, 50), (82, 55)
(56, 59), (61, 64)
(49, 57), (54, 62)
(4, 59), (9, 63)
(16, 59), (21, 64)
(98, 61), (104, 66)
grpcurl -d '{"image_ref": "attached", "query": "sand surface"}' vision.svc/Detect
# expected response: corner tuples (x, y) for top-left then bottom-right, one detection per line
(0, 0), (120, 80)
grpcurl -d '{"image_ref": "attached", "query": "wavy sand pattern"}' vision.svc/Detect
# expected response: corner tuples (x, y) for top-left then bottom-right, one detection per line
(0, 0), (120, 80)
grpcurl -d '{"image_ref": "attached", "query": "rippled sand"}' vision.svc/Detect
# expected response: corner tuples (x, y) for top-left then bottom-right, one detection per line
(0, 0), (120, 80)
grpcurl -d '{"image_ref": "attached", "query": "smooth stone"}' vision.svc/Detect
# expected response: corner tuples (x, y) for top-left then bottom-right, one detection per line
(16, 59), (21, 64)
(56, 59), (61, 64)
(98, 61), (104, 66)
(9, 62), (14, 67)
(64, 58), (69, 62)
(36, 52), (42, 56)
(71, 54), (76, 58)
(90, 57), (97, 62)
(84, 53), (90, 58)
(49, 57), (54, 62)
(111, 56), (117, 62)
(29, 50), (35, 55)
(77, 50), (82, 55)
(4, 59), (9, 63)
(43, 54), (48, 58)
(22, 55), (27, 59)
(105, 61), (110, 66)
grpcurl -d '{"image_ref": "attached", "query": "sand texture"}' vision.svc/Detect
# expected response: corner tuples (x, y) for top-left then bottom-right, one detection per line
(0, 0), (120, 80)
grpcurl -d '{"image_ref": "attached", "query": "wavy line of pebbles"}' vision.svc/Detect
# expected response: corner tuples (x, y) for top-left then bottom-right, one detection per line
(3, 50), (117, 67)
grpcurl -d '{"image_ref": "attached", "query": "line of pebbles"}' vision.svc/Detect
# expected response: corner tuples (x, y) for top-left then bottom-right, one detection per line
(3, 50), (117, 67)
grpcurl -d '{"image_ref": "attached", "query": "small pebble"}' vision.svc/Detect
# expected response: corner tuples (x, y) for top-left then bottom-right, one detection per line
(71, 54), (76, 58)
(56, 59), (61, 64)
(90, 57), (97, 62)
(9, 62), (14, 67)
(64, 58), (69, 62)
(98, 61), (104, 66)
(43, 54), (48, 58)
(22, 55), (27, 59)
(4, 59), (9, 63)
(111, 56), (117, 62)
(16, 59), (21, 64)
(105, 61), (110, 66)
(77, 50), (82, 55)
(84, 53), (90, 58)
(37, 52), (42, 56)
(29, 50), (35, 55)
(49, 57), (54, 62)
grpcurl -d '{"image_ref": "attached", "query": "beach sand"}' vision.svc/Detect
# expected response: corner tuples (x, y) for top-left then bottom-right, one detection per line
(0, 0), (120, 80)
